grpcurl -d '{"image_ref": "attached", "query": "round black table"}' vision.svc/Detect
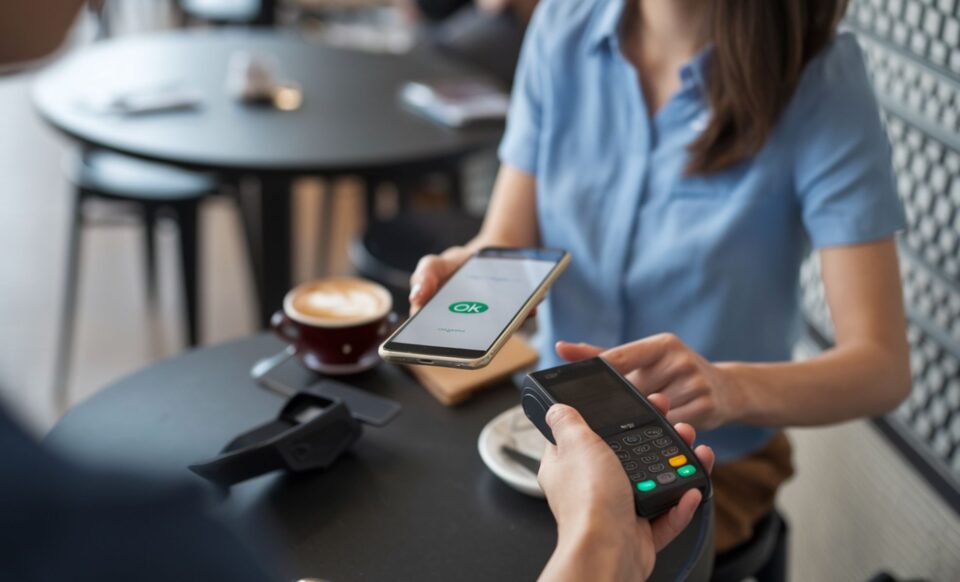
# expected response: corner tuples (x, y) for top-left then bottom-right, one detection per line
(46, 335), (713, 581)
(33, 30), (503, 325)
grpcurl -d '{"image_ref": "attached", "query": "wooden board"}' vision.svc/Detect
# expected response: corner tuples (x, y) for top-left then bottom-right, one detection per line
(405, 335), (539, 406)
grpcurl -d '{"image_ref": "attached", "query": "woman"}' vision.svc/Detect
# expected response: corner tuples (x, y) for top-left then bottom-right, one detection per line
(409, 0), (911, 552)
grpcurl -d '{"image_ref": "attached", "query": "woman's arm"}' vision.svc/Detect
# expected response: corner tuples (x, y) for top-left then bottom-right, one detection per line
(409, 163), (539, 310)
(470, 163), (541, 249)
(556, 238), (911, 429)
(726, 238), (911, 426)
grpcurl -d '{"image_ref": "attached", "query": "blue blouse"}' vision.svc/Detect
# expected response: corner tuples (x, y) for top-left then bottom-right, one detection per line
(498, 0), (906, 463)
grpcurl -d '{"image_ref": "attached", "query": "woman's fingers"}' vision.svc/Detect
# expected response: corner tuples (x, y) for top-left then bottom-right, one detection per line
(409, 255), (443, 309)
(629, 352), (697, 396)
(555, 341), (605, 362)
(409, 249), (466, 313)
(558, 335), (690, 385)
(601, 333), (683, 375)
(646, 393), (670, 416)
(408, 275), (438, 314)
(657, 379), (706, 411)
(665, 398), (715, 429)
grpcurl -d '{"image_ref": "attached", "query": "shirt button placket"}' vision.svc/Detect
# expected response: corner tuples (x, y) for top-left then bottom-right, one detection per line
(612, 56), (653, 344)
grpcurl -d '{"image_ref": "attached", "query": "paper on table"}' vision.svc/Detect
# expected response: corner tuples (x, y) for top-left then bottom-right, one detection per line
(399, 79), (509, 128)
(77, 84), (202, 116)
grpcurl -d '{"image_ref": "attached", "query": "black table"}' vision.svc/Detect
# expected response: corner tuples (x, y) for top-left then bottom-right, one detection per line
(46, 335), (713, 581)
(33, 30), (502, 325)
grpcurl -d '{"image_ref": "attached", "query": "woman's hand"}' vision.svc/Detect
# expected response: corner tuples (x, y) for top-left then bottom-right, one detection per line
(408, 246), (474, 314)
(537, 399), (715, 582)
(555, 335), (744, 430)
(408, 164), (541, 316)
(408, 245), (540, 319)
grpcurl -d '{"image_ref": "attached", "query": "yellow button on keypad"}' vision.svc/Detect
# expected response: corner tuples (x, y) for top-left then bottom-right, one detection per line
(668, 455), (687, 468)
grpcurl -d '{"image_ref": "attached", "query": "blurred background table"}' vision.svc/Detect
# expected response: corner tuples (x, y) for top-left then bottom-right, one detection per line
(45, 334), (714, 581)
(33, 28), (503, 327)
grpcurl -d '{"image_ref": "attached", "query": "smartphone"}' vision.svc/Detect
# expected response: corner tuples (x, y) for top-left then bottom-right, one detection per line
(521, 358), (711, 518)
(379, 247), (570, 369)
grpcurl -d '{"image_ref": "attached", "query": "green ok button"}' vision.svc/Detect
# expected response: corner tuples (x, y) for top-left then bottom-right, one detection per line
(636, 480), (657, 492)
(449, 301), (489, 314)
(677, 465), (697, 478)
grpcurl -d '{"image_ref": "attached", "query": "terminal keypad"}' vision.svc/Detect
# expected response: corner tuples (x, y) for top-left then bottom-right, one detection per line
(606, 424), (698, 494)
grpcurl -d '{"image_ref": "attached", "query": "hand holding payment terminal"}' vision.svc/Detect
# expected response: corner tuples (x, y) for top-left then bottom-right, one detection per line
(521, 358), (711, 518)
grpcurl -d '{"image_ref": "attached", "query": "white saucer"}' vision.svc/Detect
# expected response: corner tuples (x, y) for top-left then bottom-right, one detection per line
(477, 405), (548, 498)
(301, 348), (381, 376)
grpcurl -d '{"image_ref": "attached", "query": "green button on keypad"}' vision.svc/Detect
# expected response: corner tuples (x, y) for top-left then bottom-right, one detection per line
(677, 465), (696, 478)
(636, 480), (657, 492)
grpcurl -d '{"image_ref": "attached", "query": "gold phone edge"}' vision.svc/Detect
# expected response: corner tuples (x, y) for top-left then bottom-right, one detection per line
(378, 252), (570, 369)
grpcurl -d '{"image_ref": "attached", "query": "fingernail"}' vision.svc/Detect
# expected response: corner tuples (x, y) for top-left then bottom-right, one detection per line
(409, 283), (421, 300)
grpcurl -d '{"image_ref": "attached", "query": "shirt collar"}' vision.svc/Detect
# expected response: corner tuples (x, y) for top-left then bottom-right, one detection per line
(589, 1), (714, 95)
(678, 45), (713, 94)
(587, 0), (627, 51)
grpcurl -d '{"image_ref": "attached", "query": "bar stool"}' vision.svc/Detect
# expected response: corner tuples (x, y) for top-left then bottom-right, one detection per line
(711, 509), (789, 582)
(53, 150), (219, 412)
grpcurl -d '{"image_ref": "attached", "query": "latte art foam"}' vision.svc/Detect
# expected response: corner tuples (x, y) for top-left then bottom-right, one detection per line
(287, 278), (390, 324)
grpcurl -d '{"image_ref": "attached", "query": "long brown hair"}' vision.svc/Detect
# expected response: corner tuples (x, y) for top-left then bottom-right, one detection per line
(687, 0), (850, 174)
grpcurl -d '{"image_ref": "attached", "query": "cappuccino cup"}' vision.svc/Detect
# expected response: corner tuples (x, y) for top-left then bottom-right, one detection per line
(272, 277), (395, 373)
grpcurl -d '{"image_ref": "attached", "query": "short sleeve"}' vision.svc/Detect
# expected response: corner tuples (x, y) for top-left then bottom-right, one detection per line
(497, 4), (547, 175)
(793, 33), (906, 249)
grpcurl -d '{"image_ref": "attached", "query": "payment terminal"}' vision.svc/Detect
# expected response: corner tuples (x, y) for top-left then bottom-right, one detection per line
(521, 358), (711, 518)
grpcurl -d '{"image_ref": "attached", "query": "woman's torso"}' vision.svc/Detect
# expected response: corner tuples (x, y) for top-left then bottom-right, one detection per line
(498, 0), (903, 462)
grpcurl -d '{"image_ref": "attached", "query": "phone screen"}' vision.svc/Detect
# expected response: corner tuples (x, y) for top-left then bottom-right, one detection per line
(545, 370), (655, 432)
(390, 254), (558, 352)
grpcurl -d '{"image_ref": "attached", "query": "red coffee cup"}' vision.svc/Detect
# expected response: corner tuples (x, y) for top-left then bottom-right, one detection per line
(271, 277), (396, 374)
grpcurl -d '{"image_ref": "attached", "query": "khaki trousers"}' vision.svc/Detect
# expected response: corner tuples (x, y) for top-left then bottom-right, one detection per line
(710, 431), (795, 553)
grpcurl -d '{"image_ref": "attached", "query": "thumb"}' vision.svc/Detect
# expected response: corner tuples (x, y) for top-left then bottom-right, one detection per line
(545, 404), (592, 447)
(555, 341), (605, 362)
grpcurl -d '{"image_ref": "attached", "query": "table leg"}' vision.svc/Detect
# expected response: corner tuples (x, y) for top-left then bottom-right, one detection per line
(258, 175), (293, 328)
(233, 178), (265, 313)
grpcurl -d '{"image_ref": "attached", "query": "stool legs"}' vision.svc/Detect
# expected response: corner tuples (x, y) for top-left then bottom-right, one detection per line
(142, 205), (158, 306)
(52, 190), (85, 413)
(54, 196), (204, 413)
(172, 202), (200, 346)
(755, 517), (789, 582)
